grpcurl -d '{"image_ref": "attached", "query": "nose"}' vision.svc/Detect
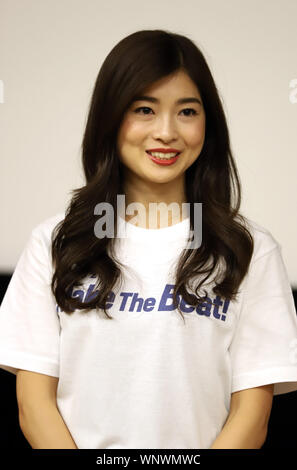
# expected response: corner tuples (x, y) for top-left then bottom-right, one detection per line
(151, 114), (178, 143)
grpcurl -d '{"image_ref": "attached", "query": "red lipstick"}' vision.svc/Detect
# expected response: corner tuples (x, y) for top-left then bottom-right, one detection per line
(146, 148), (181, 153)
(146, 149), (181, 166)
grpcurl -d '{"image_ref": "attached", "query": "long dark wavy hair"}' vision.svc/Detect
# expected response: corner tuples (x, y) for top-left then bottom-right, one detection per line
(51, 29), (254, 323)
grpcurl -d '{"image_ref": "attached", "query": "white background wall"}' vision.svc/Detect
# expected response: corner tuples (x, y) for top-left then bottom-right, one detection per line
(1, 0), (296, 286)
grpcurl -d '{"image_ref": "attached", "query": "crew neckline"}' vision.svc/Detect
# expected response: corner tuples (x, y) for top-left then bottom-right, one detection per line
(117, 215), (190, 241)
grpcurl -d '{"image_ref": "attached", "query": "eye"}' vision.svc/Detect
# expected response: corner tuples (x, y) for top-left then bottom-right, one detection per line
(134, 106), (153, 115)
(133, 107), (198, 116)
(180, 108), (198, 117)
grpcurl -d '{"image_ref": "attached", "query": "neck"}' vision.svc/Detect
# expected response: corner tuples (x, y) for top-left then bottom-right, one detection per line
(122, 176), (188, 228)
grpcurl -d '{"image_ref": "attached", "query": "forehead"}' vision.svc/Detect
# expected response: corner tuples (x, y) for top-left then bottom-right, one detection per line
(140, 70), (201, 98)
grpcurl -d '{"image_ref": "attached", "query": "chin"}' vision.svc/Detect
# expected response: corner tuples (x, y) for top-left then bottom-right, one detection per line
(145, 173), (181, 184)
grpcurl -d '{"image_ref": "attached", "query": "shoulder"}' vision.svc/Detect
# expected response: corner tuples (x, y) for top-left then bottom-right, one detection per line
(30, 212), (65, 244)
(239, 215), (280, 262)
(236, 216), (287, 295)
(26, 213), (66, 260)
(8, 213), (66, 282)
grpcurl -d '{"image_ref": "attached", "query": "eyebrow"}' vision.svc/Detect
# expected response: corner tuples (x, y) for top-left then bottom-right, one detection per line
(131, 95), (202, 106)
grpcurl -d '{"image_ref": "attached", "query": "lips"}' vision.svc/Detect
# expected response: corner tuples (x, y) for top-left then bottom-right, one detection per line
(146, 151), (181, 166)
(146, 151), (180, 158)
(146, 148), (181, 153)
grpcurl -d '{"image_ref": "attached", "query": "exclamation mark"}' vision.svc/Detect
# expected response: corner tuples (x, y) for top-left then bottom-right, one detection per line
(221, 299), (230, 321)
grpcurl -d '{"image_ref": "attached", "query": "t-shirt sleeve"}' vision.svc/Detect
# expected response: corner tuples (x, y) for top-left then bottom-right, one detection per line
(0, 225), (60, 377)
(229, 243), (297, 396)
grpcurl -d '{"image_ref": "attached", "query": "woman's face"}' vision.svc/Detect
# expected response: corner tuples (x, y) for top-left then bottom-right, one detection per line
(117, 69), (206, 187)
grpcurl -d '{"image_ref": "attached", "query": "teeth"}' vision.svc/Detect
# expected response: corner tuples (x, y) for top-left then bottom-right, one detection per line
(148, 151), (179, 159)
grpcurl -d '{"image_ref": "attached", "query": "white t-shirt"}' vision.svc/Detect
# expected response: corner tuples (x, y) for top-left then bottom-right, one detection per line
(0, 212), (297, 449)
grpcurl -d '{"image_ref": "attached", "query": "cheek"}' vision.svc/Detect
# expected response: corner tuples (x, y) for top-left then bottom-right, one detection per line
(185, 129), (204, 149)
(118, 118), (146, 148)
(185, 122), (205, 148)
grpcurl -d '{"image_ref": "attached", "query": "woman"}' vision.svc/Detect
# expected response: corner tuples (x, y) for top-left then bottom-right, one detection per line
(0, 29), (297, 449)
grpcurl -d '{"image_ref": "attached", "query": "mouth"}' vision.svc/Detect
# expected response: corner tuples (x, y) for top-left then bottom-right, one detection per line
(146, 151), (181, 166)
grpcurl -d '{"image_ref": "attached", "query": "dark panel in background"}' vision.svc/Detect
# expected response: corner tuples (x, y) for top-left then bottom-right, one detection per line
(0, 273), (296, 449)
